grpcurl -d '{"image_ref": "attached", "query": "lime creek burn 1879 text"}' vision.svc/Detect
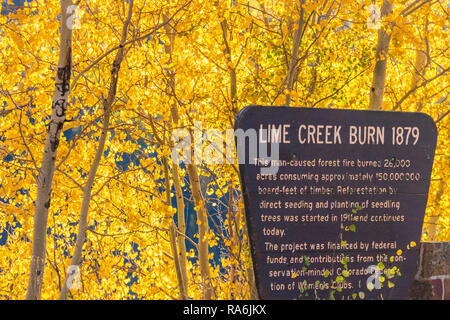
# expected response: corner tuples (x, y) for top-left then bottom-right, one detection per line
(259, 124), (420, 146)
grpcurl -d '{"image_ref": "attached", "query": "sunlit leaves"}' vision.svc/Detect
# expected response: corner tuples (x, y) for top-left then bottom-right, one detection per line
(0, 0), (448, 300)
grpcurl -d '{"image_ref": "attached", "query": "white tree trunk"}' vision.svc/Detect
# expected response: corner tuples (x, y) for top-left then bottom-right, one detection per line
(285, 4), (305, 106)
(369, 0), (393, 110)
(163, 157), (188, 300)
(186, 164), (213, 299)
(26, 0), (73, 300)
(162, 12), (190, 298)
(172, 161), (189, 296)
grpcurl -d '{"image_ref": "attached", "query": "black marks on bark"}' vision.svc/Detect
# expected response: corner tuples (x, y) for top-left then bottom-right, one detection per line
(56, 66), (70, 99)
(53, 99), (67, 117)
(57, 65), (71, 84)
(55, 82), (70, 96)
(111, 61), (121, 75)
(49, 121), (64, 152)
(65, 47), (72, 79)
(55, 60), (70, 96)
(50, 137), (59, 153)
(54, 57), (71, 120)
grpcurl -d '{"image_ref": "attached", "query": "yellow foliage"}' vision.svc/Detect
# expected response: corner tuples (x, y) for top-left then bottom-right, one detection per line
(0, 0), (448, 300)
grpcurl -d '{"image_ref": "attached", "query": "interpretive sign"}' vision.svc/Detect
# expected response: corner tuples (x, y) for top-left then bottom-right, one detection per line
(235, 106), (437, 300)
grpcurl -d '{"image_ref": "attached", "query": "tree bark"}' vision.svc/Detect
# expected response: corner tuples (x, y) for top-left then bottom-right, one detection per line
(162, 12), (190, 298)
(285, 3), (305, 106)
(240, 207), (257, 299)
(186, 164), (214, 299)
(426, 156), (449, 240)
(220, 19), (238, 115)
(58, 0), (134, 300)
(228, 185), (237, 299)
(369, 0), (393, 110)
(163, 157), (188, 300)
(26, 0), (73, 300)
(171, 162), (189, 295)
(411, 16), (428, 112)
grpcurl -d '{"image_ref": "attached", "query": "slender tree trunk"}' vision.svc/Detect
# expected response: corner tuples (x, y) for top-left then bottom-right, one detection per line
(163, 157), (188, 300)
(58, 0), (134, 300)
(228, 185), (237, 299)
(58, 101), (111, 300)
(186, 164), (213, 299)
(410, 48), (427, 90)
(162, 10), (212, 301)
(172, 162), (189, 294)
(285, 3), (305, 106)
(169, 223), (187, 299)
(240, 206), (257, 299)
(162, 12), (190, 297)
(26, 0), (73, 300)
(220, 19), (238, 115)
(369, 0), (393, 110)
(411, 49), (427, 112)
(219, 17), (249, 299)
(411, 17), (429, 112)
(166, 125), (189, 299)
(426, 156), (449, 240)
(427, 180), (446, 239)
